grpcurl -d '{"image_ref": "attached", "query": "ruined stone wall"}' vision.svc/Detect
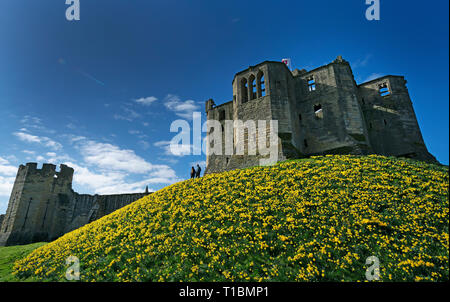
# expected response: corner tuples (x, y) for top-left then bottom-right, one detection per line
(205, 56), (437, 174)
(293, 58), (371, 156)
(0, 163), (150, 246)
(358, 76), (437, 163)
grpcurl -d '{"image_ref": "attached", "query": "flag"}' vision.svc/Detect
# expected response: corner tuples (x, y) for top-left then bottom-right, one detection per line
(282, 58), (292, 70)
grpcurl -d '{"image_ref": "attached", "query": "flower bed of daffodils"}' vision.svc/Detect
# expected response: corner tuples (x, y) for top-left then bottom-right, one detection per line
(13, 155), (449, 281)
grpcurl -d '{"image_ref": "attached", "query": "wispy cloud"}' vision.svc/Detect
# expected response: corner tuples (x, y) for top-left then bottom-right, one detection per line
(164, 94), (200, 120)
(0, 157), (18, 200)
(135, 96), (157, 106)
(113, 107), (141, 122)
(64, 140), (180, 194)
(353, 54), (373, 69)
(13, 131), (62, 150)
(154, 140), (197, 157)
(363, 73), (384, 83)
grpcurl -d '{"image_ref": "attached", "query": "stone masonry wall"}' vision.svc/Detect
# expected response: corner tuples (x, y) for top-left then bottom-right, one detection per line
(0, 163), (150, 246)
(205, 56), (438, 174)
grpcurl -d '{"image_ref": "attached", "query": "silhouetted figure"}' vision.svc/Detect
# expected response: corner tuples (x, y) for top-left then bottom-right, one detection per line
(190, 166), (195, 179)
(195, 164), (202, 178)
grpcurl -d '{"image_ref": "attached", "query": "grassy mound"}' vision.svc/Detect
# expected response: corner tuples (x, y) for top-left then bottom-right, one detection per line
(13, 155), (449, 282)
(0, 242), (46, 281)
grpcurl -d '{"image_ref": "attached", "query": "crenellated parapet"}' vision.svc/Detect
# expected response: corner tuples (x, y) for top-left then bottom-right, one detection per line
(0, 163), (151, 246)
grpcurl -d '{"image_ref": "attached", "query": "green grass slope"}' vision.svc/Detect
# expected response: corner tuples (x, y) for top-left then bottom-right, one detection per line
(13, 155), (449, 282)
(0, 242), (46, 281)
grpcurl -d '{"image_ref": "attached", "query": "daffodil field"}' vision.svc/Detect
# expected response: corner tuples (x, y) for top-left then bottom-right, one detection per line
(13, 155), (449, 281)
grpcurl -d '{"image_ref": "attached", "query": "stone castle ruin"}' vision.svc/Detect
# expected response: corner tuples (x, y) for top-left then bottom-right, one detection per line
(0, 163), (149, 246)
(0, 55), (438, 246)
(205, 56), (437, 173)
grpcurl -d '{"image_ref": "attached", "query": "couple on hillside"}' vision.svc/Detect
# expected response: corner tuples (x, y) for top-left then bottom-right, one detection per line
(190, 164), (202, 179)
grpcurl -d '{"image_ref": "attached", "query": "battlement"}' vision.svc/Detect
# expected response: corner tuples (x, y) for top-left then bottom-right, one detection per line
(21, 162), (74, 180)
(0, 162), (151, 246)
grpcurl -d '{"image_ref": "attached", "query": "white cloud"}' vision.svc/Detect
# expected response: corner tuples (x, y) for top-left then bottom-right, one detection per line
(13, 131), (62, 150)
(0, 175), (15, 197)
(113, 107), (141, 122)
(22, 150), (36, 155)
(66, 160), (178, 195)
(353, 54), (373, 69)
(135, 96), (157, 106)
(138, 140), (150, 150)
(77, 140), (176, 177)
(0, 157), (17, 201)
(66, 123), (77, 130)
(164, 94), (200, 120)
(363, 73), (384, 83)
(154, 140), (194, 156)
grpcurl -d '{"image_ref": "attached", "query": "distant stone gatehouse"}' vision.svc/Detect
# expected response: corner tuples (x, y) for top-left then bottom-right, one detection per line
(0, 163), (149, 246)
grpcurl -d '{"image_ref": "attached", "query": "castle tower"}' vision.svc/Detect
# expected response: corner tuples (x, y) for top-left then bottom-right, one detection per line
(204, 55), (437, 174)
(291, 56), (372, 156)
(358, 76), (437, 162)
(0, 163), (74, 246)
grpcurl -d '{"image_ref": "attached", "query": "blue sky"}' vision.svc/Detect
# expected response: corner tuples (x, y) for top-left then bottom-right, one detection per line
(0, 0), (448, 214)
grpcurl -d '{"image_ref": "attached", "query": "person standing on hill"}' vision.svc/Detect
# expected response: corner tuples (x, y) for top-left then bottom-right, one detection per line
(190, 166), (195, 179)
(195, 164), (202, 178)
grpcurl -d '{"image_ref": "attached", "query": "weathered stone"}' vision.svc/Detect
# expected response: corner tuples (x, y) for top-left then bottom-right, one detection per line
(0, 163), (150, 246)
(205, 56), (438, 174)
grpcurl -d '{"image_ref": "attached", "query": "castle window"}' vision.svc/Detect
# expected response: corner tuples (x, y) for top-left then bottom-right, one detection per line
(249, 75), (256, 100)
(241, 78), (248, 103)
(304, 139), (308, 148)
(314, 104), (323, 119)
(219, 109), (225, 121)
(298, 113), (302, 121)
(384, 119), (387, 126)
(361, 98), (365, 105)
(307, 76), (316, 92)
(257, 71), (266, 97)
(379, 83), (390, 96)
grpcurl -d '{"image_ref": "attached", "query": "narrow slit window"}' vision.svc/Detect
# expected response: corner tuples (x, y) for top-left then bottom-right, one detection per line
(314, 104), (323, 119)
(259, 73), (266, 97)
(307, 76), (316, 92)
(219, 109), (225, 121)
(379, 83), (391, 96)
(298, 113), (302, 121)
(304, 139), (308, 148)
(249, 75), (256, 100)
(241, 78), (248, 103)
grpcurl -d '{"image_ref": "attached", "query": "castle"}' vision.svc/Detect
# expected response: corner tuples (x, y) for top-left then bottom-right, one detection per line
(0, 163), (149, 246)
(0, 55), (438, 246)
(205, 56), (437, 173)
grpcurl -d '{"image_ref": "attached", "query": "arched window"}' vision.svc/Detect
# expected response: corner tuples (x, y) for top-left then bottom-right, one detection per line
(257, 71), (266, 98)
(249, 75), (256, 100)
(241, 78), (248, 103)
